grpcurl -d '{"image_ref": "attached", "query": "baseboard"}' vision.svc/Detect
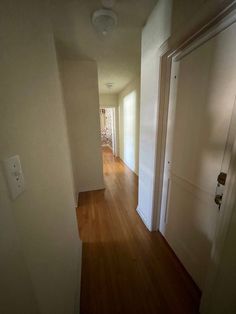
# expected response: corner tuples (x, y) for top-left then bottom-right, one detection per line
(79, 183), (105, 193)
(118, 157), (139, 177)
(136, 206), (152, 231)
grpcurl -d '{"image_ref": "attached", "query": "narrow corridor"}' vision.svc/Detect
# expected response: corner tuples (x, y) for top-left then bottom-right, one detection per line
(77, 147), (200, 314)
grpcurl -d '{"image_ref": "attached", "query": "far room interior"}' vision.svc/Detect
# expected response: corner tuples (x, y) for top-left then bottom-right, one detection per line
(99, 76), (140, 176)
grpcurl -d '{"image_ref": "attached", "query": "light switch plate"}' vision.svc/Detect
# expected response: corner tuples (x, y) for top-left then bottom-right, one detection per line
(4, 155), (25, 200)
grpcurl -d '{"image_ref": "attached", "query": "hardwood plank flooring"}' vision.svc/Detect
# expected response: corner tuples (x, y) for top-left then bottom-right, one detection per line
(77, 147), (200, 314)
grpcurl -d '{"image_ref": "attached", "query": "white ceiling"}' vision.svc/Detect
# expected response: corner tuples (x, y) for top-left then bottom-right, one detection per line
(50, 0), (157, 94)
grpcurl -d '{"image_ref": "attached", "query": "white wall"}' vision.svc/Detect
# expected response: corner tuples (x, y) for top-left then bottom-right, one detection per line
(200, 130), (236, 314)
(206, 203), (236, 314)
(61, 60), (104, 193)
(0, 194), (39, 314)
(138, 0), (172, 229)
(0, 1), (82, 313)
(99, 93), (118, 107)
(118, 77), (140, 175)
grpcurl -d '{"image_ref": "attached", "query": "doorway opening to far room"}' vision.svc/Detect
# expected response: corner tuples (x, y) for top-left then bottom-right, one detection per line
(100, 107), (116, 155)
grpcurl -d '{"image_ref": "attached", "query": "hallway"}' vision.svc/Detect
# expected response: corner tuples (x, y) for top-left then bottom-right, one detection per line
(77, 147), (200, 314)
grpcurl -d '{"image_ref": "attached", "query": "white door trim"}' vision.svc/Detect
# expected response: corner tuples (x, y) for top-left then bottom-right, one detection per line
(174, 8), (236, 62)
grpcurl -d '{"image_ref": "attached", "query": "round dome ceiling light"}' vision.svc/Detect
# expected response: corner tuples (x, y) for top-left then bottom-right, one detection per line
(92, 9), (118, 36)
(106, 82), (114, 89)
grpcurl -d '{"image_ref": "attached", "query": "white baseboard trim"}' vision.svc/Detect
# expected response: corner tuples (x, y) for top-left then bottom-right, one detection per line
(136, 207), (152, 231)
(79, 184), (105, 193)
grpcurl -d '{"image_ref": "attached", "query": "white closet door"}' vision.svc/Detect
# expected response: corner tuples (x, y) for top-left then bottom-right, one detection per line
(160, 23), (236, 289)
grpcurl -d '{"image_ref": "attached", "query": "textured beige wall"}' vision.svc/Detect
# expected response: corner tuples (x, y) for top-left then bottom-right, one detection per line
(118, 76), (140, 175)
(0, 0), (82, 313)
(99, 93), (118, 107)
(60, 60), (104, 193)
(138, 0), (172, 230)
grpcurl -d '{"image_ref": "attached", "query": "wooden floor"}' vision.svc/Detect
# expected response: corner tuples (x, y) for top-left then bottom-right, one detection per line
(77, 147), (200, 314)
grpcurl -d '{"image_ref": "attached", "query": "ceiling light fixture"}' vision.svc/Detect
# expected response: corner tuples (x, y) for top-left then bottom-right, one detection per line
(92, 8), (118, 36)
(106, 82), (114, 89)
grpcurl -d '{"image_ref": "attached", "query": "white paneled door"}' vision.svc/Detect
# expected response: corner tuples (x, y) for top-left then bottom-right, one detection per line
(160, 22), (236, 289)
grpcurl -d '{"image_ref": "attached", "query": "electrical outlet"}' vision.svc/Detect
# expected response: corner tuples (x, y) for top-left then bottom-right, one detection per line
(4, 155), (25, 200)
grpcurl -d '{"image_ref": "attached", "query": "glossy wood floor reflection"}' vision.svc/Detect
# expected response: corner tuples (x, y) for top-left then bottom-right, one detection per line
(77, 147), (200, 314)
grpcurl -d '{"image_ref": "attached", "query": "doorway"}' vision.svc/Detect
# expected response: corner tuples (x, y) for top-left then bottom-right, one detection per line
(100, 107), (116, 155)
(159, 20), (236, 291)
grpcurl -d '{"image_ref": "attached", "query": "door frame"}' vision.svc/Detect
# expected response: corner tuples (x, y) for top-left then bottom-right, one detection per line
(152, 2), (236, 312)
(100, 106), (118, 156)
